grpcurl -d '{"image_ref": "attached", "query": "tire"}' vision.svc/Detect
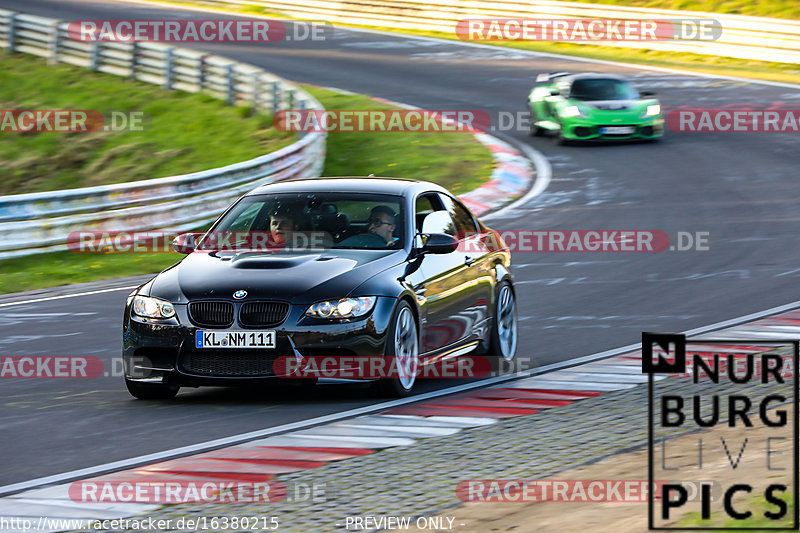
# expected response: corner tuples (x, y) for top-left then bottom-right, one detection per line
(552, 129), (569, 146)
(529, 108), (544, 137)
(374, 301), (419, 397)
(125, 378), (179, 400)
(487, 282), (518, 362)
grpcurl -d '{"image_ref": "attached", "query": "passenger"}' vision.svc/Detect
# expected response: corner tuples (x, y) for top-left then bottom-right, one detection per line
(269, 206), (300, 246)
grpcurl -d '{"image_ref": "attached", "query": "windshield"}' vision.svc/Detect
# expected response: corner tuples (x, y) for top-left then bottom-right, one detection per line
(202, 191), (406, 251)
(568, 78), (639, 101)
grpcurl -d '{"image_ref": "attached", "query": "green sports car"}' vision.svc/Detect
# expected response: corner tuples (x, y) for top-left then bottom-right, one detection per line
(527, 72), (664, 144)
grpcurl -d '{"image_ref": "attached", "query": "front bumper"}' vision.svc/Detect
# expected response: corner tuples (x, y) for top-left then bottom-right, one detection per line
(561, 117), (664, 141)
(123, 297), (396, 386)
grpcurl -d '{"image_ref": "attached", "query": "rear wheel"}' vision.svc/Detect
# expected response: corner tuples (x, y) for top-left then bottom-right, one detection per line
(125, 379), (179, 400)
(374, 301), (419, 397)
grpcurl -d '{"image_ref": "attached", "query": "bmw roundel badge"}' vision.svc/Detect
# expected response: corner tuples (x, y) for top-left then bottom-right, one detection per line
(233, 290), (247, 299)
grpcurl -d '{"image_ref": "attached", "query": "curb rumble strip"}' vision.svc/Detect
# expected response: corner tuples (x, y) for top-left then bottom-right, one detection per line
(2, 300), (800, 530)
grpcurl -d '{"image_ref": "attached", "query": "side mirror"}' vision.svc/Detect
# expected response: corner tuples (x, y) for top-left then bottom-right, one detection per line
(421, 233), (459, 254)
(640, 90), (656, 97)
(172, 233), (198, 254)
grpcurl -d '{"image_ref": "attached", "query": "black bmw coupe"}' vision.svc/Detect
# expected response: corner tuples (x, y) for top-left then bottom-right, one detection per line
(123, 178), (517, 398)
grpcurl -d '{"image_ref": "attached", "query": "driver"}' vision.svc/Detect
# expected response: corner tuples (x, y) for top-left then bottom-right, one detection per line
(365, 206), (396, 245)
(337, 205), (397, 248)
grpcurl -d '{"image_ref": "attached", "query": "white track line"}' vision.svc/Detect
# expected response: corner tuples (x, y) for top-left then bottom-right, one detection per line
(0, 286), (138, 308)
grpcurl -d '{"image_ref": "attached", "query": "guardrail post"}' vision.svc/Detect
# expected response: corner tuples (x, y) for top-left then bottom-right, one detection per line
(226, 64), (234, 106)
(298, 100), (307, 139)
(252, 72), (260, 111)
(271, 81), (280, 114)
(287, 90), (295, 112)
(130, 42), (138, 79)
(7, 13), (16, 52)
(164, 48), (174, 90)
(49, 22), (59, 65)
(198, 55), (206, 91)
(90, 41), (100, 70)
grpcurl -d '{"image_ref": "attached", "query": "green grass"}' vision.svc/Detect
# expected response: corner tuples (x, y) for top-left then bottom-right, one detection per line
(675, 490), (794, 530)
(0, 87), (493, 295)
(544, 0), (800, 20)
(153, 0), (800, 18)
(0, 252), (183, 294)
(0, 51), (293, 194)
(136, 0), (800, 86)
(301, 85), (493, 196)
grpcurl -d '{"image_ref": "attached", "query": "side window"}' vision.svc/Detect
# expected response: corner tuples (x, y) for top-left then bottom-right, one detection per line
(439, 193), (478, 237)
(414, 194), (437, 233)
(415, 193), (457, 236)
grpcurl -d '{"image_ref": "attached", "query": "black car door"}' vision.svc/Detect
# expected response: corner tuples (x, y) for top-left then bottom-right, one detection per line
(415, 193), (483, 352)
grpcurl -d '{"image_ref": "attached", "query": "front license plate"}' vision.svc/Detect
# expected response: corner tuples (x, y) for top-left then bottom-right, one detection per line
(600, 126), (635, 134)
(195, 330), (275, 349)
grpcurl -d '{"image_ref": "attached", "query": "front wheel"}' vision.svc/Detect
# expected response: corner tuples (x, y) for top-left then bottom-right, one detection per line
(487, 282), (518, 362)
(125, 379), (179, 400)
(374, 301), (419, 397)
(529, 107), (545, 137)
(552, 129), (569, 146)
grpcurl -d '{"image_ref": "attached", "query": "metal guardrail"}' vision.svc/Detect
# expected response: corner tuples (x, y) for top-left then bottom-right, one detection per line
(208, 0), (800, 64)
(0, 9), (326, 258)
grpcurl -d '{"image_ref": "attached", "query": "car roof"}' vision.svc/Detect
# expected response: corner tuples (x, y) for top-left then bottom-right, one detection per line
(561, 73), (629, 84)
(247, 177), (449, 197)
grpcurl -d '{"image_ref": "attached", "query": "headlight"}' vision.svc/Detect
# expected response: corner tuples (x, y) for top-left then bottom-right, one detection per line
(643, 104), (661, 117)
(133, 296), (176, 319)
(305, 297), (377, 319)
(562, 105), (582, 118)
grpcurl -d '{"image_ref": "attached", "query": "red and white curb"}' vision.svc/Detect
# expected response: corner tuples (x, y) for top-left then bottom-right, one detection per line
(456, 132), (533, 217)
(2, 307), (799, 531)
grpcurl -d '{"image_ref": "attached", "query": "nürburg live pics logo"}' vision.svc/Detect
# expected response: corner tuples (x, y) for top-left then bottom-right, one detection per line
(644, 332), (798, 530)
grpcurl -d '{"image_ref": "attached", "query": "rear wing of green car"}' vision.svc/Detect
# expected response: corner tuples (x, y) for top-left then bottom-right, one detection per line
(535, 72), (570, 83)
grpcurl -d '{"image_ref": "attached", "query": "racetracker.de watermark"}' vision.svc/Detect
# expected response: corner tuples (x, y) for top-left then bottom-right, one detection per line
(68, 19), (328, 42)
(668, 109), (800, 132)
(455, 18), (722, 41)
(0, 110), (146, 133)
(457, 480), (669, 502)
(0, 356), (104, 378)
(69, 480), (326, 503)
(457, 479), (721, 503)
(0, 356), (151, 379)
(65, 230), (712, 253)
(272, 355), (492, 379)
(273, 109), (489, 133)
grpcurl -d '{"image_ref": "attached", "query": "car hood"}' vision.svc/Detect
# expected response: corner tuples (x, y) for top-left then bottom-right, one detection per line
(578, 99), (642, 111)
(560, 99), (658, 122)
(148, 249), (405, 304)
